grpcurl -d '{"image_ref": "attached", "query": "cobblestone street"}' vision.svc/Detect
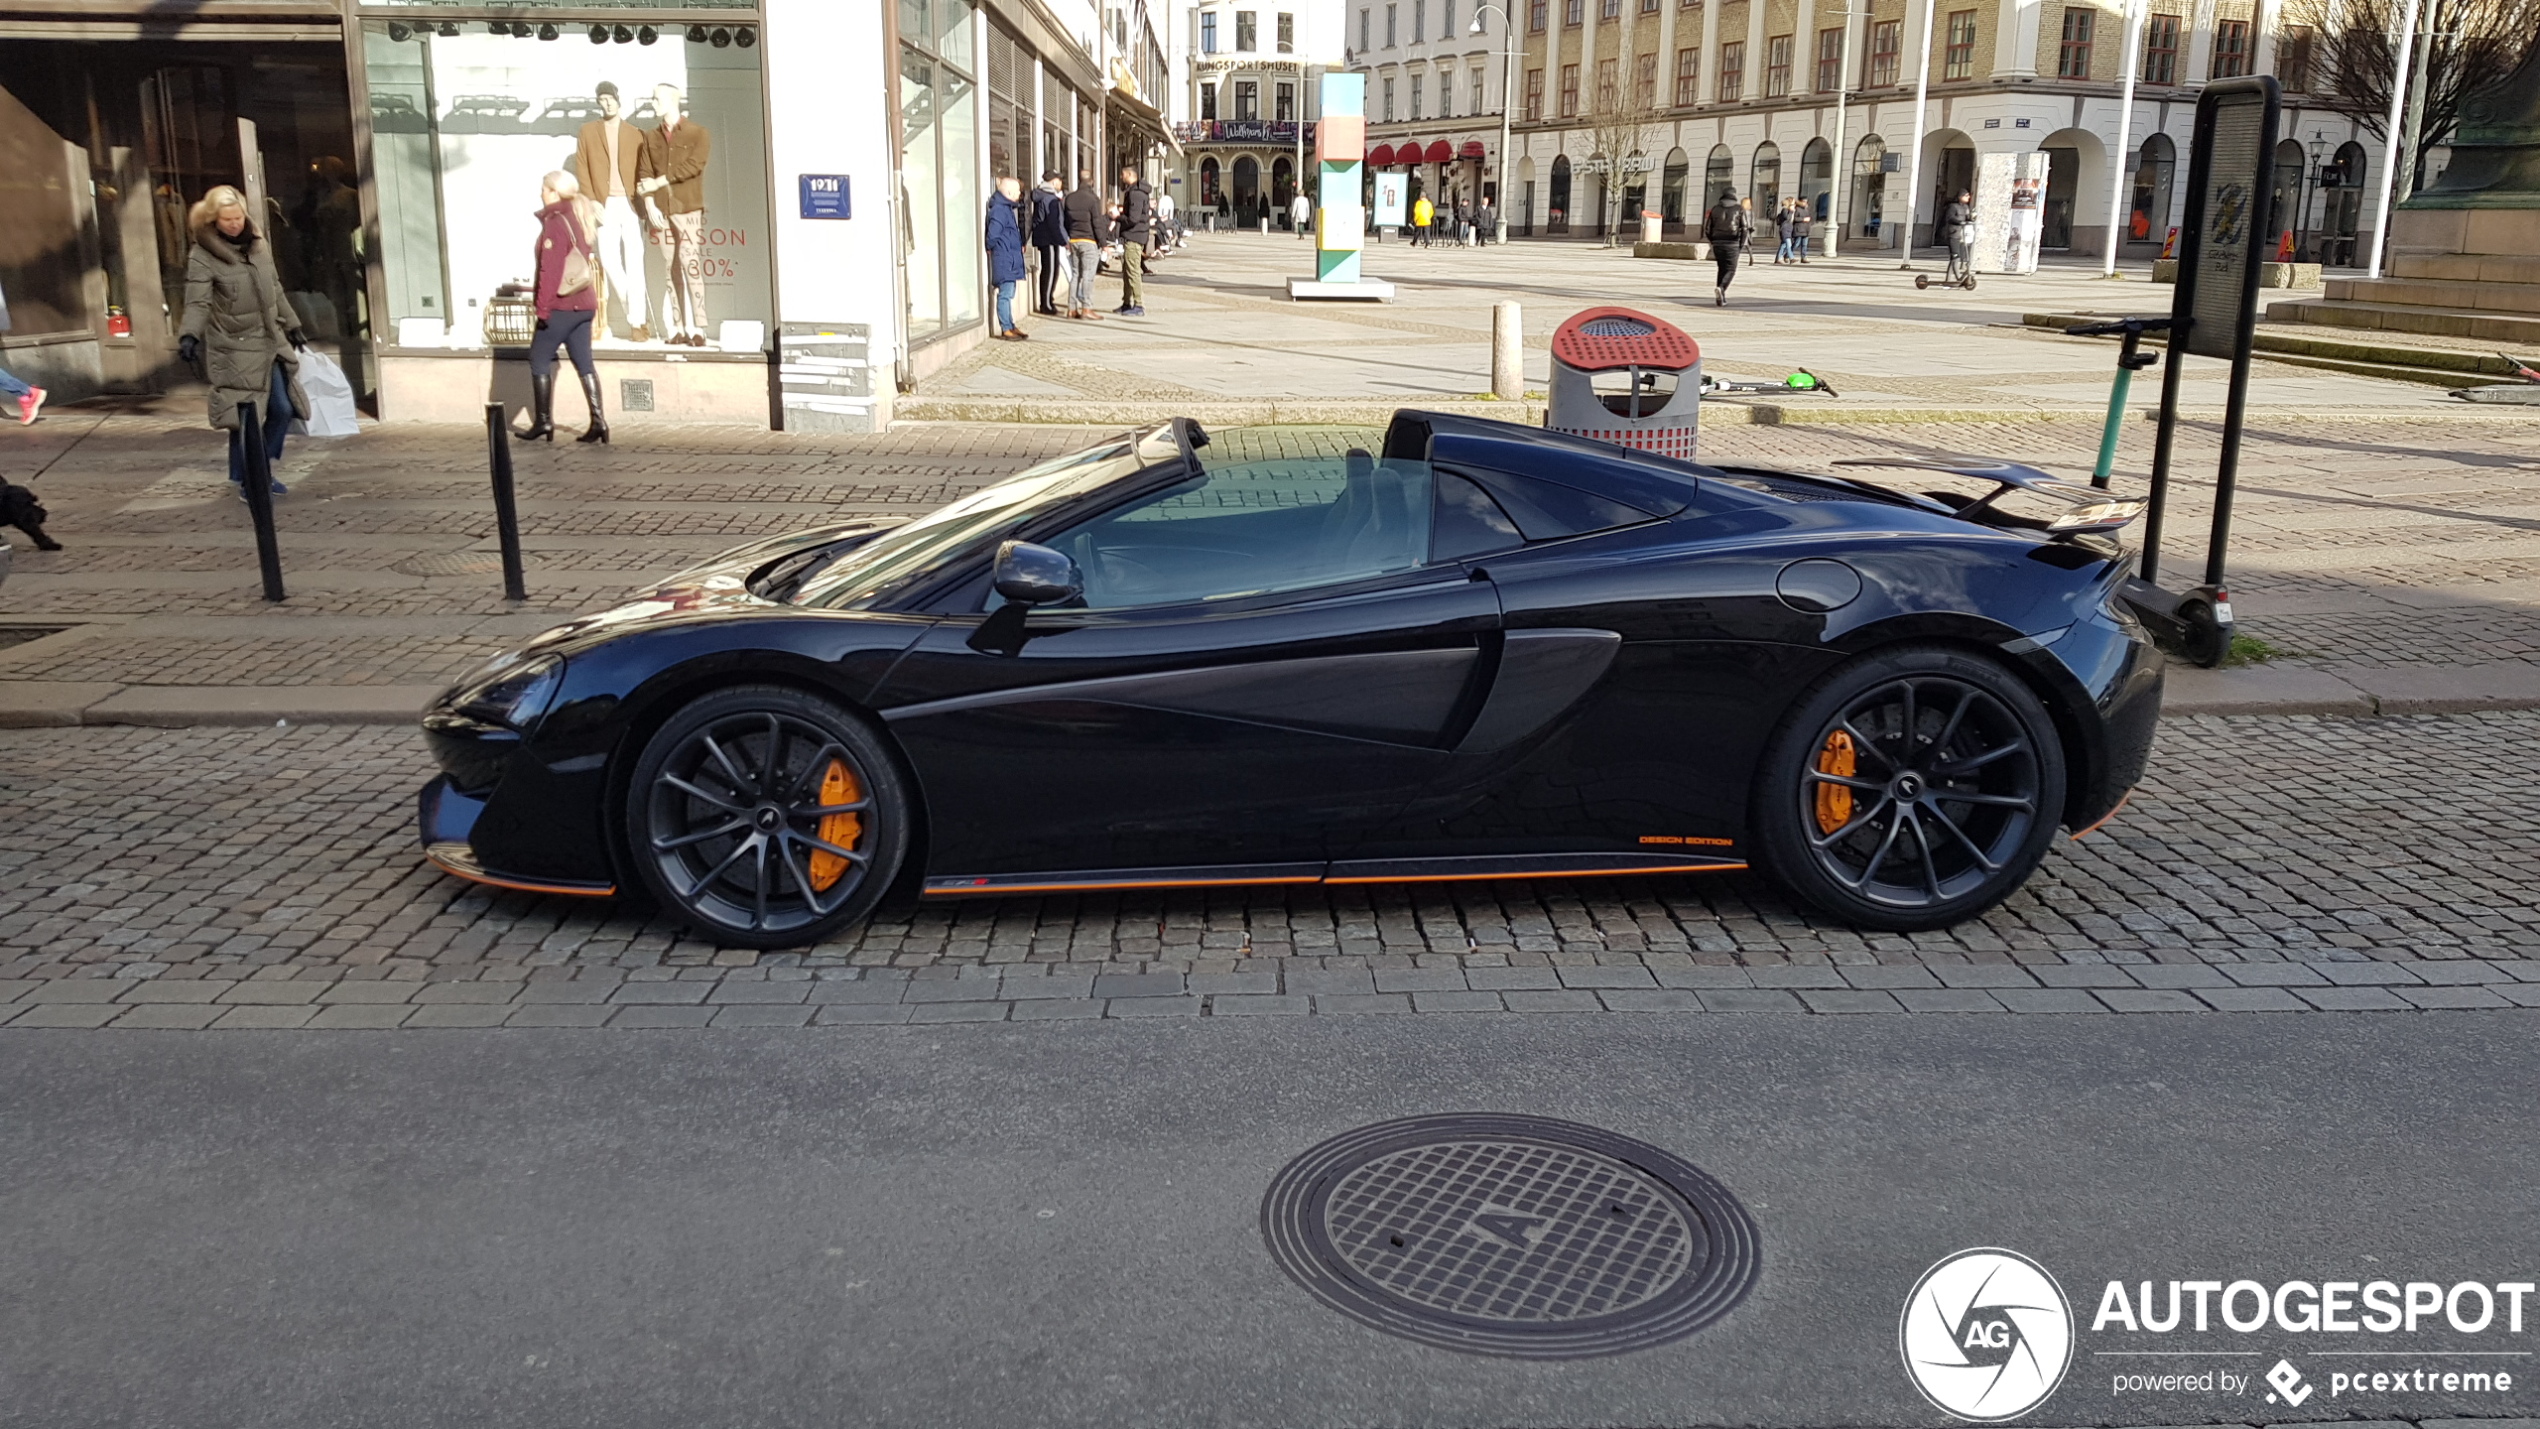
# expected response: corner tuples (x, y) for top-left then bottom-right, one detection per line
(4, 709), (2535, 1027)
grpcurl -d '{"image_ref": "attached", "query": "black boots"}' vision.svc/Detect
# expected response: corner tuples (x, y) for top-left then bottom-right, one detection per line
(575, 370), (610, 445)
(520, 371), (557, 441)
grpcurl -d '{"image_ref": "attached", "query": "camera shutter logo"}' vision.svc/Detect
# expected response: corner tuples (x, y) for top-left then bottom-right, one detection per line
(1899, 1249), (2075, 1422)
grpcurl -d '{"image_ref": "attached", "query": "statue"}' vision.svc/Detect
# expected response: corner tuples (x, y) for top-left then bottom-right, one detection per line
(2404, 37), (2540, 208)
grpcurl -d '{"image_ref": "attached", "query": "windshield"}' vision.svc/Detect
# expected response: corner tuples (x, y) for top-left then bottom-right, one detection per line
(791, 429), (1173, 608)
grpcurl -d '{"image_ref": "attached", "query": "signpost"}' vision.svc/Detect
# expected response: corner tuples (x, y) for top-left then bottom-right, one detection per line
(1290, 74), (1392, 299)
(2126, 76), (2280, 667)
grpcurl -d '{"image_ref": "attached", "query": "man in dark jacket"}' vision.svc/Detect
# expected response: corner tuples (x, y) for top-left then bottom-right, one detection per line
(1114, 165), (1152, 317)
(1028, 173), (1069, 316)
(1061, 171), (1110, 319)
(1701, 188), (1749, 306)
(1941, 189), (1975, 279)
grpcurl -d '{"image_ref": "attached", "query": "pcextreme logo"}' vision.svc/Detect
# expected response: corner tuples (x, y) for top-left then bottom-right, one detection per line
(1899, 1249), (2077, 1422)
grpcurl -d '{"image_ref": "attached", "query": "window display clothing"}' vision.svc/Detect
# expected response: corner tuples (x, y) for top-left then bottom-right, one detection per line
(524, 196), (608, 444)
(640, 115), (713, 344)
(574, 108), (651, 338)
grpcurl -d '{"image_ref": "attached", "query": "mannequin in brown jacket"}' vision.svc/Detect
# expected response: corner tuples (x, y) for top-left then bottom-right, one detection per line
(572, 81), (652, 341)
(637, 83), (713, 346)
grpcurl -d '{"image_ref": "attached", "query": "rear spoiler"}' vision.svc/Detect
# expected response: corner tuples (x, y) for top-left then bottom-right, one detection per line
(1833, 458), (2146, 538)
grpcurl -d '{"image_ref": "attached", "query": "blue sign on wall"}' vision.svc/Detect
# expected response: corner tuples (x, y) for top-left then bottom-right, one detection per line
(799, 174), (852, 219)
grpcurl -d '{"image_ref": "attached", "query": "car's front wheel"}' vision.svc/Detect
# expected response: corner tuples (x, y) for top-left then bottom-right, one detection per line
(1751, 646), (2065, 931)
(625, 685), (911, 949)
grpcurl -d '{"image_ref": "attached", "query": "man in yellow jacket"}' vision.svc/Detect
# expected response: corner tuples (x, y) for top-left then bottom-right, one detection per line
(1411, 193), (1434, 247)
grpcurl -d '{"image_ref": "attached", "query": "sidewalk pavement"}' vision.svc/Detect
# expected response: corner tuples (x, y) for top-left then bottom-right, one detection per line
(1, 376), (2536, 728)
(914, 233), (2539, 426)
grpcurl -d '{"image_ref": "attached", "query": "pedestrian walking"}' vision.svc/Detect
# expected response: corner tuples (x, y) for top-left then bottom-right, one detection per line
(1029, 172), (1069, 316)
(1477, 197), (1497, 245)
(0, 277), (44, 426)
(1791, 202), (1813, 263)
(1062, 170), (1109, 320)
(1114, 165), (1152, 317)
(177, 184), (308, 496)
(1291, 189), (1312, 239)
(518, 170), (609, 443)
(987, 175), (1030, 340)
(1775, 200), (1796, 263)
(1411, 193), (1433, 247)
(1701, 187), (1749, 306)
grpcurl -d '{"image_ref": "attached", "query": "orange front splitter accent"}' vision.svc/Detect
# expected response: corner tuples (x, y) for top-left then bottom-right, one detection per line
(425, 842), (615, 898)
(2069, 788), (2133, 841)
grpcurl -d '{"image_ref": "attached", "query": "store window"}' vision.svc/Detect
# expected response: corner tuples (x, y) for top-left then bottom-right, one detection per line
(2057, 7), (2093, 78)
(1943, 9), (1976, 80)
(362, 17), (776, 351)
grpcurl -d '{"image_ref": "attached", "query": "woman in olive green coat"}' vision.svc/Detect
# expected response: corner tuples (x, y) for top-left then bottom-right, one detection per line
(178, 185), (309, 496)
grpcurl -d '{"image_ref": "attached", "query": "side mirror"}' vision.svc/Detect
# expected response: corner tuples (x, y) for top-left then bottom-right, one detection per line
(991, 540), (1081, 606)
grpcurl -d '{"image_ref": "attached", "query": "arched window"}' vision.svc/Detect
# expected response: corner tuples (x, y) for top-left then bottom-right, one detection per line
(2128, 132), (2175, 245)
(1800, 137), (1833, 220)
(1661, 146), (1690, 228)
(1517, 155), (1538, 236)
(2322, 140), (2368, 265)
(1704, 143), (1734, 203)
(1200, 156), (1222, 208)
(1549, 154), (1572, 234)
(1233, 154), (1261, 224)
(2269, 139), (2304, 256)
(1852, 134), (1887, 236)
(1272, 154), (1295, 222)
(1750, 140), (1782, 217)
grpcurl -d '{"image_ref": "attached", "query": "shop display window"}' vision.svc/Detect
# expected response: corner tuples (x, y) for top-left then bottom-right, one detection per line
(362, 19), (771, 352)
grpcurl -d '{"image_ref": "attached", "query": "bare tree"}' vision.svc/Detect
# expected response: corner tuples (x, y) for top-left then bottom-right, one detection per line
(1586, 102), (1666, 244)
(2287, 0), (2538, 190)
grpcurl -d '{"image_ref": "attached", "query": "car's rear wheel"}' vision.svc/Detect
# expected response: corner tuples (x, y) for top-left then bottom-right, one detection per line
(1751, 647), (2065, 931)
(625, 685), (911, 949)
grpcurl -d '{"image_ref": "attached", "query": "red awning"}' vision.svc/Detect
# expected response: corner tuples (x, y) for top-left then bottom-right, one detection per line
(1367, 143), (1395, 165)
(1460, 140), (1487, 158)
(1424, 139), (1453, 162)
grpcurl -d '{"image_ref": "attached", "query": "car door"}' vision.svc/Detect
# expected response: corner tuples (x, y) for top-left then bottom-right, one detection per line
(872, 454), (1500, 885)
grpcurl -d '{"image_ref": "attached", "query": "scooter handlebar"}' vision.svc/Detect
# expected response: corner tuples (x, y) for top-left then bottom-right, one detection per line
(2063, 316), (2175, 338)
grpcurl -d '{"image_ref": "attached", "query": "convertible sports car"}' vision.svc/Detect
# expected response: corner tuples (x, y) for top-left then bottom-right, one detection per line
(417, 411), (2163, 947)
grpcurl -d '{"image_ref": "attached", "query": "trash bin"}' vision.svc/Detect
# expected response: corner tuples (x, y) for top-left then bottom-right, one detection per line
(1545, 306), (1703, 460)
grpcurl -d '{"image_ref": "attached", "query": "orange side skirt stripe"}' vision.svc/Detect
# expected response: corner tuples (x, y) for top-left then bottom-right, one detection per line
(2068, 788), (2133, 841)
(1322, 863), (1744, 885)
(427, 848), (617, 898)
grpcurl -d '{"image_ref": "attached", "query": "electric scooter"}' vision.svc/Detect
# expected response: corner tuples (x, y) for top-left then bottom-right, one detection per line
(1701, 369), (1840, 397)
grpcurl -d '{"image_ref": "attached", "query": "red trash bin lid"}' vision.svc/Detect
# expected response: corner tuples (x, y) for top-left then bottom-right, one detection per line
(1548, 306), (1702, 373)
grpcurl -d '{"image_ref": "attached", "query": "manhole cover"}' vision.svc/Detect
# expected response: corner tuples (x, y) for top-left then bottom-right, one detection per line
(1261, 1113), (1760, 1359)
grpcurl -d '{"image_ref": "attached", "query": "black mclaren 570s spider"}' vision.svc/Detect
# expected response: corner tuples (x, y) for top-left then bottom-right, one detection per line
(418, 411), (2163, 947)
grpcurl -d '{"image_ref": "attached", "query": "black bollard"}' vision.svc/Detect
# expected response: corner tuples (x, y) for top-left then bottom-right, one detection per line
(485, 401), (526, 601)
(238, 400), (286, 603)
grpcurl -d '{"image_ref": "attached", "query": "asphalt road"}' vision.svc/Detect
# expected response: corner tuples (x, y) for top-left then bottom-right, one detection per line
(4, 1014), (2534, 1429)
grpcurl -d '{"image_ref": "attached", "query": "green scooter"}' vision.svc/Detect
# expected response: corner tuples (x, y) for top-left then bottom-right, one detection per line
(2064, 317), (2170, 488)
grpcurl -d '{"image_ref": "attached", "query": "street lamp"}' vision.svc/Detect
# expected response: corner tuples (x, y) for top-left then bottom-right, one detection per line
(1472, 4), (1518, 242)
(2365, 0), (2423, 277)
(1898, 0), (1937, 268)
(1824, 4), (1867, 260)
(2099, 0), (2146, 277)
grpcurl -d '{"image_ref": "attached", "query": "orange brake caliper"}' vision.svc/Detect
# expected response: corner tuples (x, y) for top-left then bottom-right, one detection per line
(807, 759), (864, 892)
(1814, 730), (1857, 835)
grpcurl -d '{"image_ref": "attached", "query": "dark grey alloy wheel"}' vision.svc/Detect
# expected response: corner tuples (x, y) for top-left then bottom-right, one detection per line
(626, 685), (910, 948)
(1753, 647), (2065, 932)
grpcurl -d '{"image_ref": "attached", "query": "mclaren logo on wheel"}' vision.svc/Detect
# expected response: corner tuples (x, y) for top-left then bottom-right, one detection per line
(1900, 1248), (2076, 1421)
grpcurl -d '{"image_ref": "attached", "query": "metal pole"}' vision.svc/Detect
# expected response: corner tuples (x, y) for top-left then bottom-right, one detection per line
(485, 402), (526, 602)
(238, 400), (285, 603)
(1500, 23), (1516, 239)
(1899, 0), (1936, 266)
(1826, 5), (1857, 258)
(2102, 0), (2144, 276)
(2395, 0), (2436, 203)
(2364, 0), (2422, 278)
(2139, 320), (2188, 584)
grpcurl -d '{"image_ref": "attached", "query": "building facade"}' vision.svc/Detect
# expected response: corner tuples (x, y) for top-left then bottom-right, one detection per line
(0, 0), (1174, 432)
(1345, 0), (1516, 217)
(1172, 0), (1344, 227)
(1496, 0), (2383, 262)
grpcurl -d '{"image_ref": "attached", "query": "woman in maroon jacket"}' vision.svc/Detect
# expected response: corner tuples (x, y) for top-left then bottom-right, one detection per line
(522, 170), (607, 443)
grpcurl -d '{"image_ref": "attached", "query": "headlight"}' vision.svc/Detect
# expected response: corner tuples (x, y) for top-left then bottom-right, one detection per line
(439, 652), (564, 729)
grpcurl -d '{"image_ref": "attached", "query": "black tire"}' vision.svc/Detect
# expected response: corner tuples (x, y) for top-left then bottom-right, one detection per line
(1914, 273), (1931, 289)
(1749, 646), (2066, 931)
(624, 684), (912, 949)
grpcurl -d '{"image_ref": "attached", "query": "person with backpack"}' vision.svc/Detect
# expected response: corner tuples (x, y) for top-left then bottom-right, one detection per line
(1701, 188), (1750, 306)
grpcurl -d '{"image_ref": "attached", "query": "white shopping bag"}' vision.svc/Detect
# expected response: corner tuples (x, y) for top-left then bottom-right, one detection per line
(290, 349), (361, 437)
